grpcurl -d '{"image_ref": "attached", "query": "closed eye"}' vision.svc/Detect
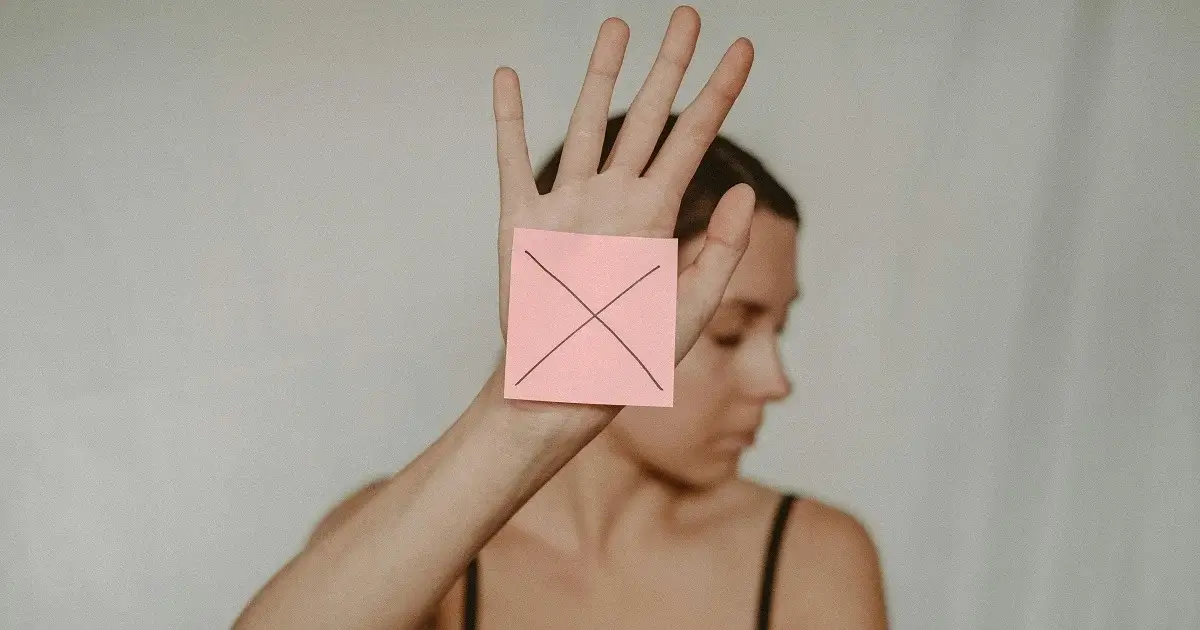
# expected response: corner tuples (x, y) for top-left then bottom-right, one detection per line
(713, 334), (742, 348)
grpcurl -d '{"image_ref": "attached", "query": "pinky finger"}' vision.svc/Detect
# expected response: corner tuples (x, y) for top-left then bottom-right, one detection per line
(674, 183), (755, 361)
(493, 67), (537, 206)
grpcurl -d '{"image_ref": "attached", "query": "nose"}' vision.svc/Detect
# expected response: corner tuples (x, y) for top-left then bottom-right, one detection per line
(742, 339), (792, 402)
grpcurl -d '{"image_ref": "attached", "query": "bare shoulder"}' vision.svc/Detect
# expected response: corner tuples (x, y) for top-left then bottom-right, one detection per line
(776, 494), (888, 628)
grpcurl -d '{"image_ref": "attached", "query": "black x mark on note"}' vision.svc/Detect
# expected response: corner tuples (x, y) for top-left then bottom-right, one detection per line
(514, 250), (663, 390)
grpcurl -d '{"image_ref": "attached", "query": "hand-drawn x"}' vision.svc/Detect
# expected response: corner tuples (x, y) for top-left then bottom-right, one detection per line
(514, 250), (663, 390)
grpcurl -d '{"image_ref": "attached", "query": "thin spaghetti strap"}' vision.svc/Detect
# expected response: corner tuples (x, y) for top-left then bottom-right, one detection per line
(463, 556), (479, 630)
(756, 493), (797, 630)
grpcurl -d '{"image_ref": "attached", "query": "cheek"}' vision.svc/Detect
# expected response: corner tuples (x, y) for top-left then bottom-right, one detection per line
(609, 343), (734, 464)
(611, 407), (705, 464)
(674, 342), (741, 445)
(674, 338), (736, 411)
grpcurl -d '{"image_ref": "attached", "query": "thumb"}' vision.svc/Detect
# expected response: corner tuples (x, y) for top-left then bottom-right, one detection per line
(674, 183), (756, 362)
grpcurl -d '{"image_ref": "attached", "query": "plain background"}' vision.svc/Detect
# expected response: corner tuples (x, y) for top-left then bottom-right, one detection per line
(2, 0), (1197, 628)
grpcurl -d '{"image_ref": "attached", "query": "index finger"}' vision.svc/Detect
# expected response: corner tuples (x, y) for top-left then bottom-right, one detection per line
(643, 37), (753, 197)
(493, 66), (537, 207)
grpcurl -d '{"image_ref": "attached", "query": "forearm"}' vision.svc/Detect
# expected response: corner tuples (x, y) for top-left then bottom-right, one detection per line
(234, 368), (615, 630)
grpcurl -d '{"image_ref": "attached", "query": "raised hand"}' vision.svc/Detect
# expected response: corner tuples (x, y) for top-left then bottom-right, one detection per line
(492, 6), (756, 361)
(231, 11), (759, 630)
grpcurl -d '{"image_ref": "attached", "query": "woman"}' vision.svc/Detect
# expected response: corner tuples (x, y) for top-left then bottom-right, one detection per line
(235, 6), (886, 629)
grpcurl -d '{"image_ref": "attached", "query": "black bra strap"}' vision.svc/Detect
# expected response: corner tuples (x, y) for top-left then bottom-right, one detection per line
(463, 556), (479, 630)
(757, 493), (797, 630)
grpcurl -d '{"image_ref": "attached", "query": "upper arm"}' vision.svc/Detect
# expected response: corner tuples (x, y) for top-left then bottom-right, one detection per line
(304, 477), (460, 628)
(776, 501), (888, 629)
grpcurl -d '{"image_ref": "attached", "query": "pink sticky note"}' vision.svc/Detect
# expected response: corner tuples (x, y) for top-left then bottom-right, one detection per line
(504, 227), (677, 407)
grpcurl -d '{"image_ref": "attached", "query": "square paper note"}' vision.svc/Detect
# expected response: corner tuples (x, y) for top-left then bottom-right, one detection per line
(504, 227), (677, 407)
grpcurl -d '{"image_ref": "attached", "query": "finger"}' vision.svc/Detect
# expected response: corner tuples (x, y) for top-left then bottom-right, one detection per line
(553, 18), (629, 189)
(674, 183), (755, 361)
(601, 5), (699, 175)
(645, 37), (753, 198)
(493, 67), (537, 207)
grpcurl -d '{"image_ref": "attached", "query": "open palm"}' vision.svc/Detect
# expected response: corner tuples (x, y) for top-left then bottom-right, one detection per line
(494, 6), (756, 364)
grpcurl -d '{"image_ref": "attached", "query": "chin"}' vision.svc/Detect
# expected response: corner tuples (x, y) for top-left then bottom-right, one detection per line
(638, 445), (744, 490)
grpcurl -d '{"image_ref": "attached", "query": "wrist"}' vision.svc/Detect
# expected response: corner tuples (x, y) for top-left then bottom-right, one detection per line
(471, 362), (619, 448)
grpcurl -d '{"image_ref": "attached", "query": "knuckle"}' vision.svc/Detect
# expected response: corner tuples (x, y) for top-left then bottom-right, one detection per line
(586, 63), (620, 82)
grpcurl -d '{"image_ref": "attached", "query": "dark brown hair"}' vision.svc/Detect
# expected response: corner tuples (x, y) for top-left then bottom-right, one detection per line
(534, 112), (801, 242)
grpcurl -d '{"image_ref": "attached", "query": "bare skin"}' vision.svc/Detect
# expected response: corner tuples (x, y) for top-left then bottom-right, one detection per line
(234, 6), (886, 630)
(305, 213), (887, 629)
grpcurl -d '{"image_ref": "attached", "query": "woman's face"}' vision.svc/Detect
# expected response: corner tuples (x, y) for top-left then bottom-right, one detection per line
(607, 210), (800, 487)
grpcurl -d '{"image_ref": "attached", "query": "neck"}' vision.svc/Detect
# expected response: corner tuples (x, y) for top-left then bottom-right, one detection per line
(510, 423), (685, 565)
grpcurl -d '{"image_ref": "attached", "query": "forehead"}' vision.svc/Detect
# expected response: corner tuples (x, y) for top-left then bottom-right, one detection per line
(681, 210), (800, 303)
(730, 211), (798, 293)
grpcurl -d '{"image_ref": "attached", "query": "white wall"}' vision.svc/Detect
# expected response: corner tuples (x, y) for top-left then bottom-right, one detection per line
(2, 0), (1196, 628)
